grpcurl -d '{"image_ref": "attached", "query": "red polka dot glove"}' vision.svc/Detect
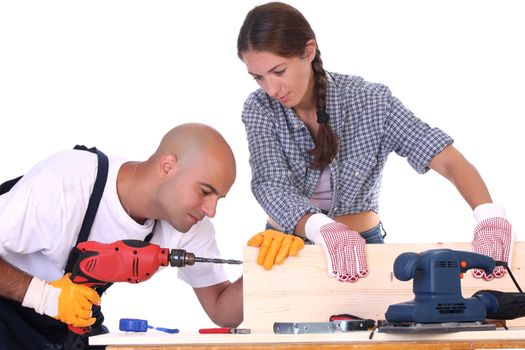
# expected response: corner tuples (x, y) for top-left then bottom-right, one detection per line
(306, 213), (368, 282)
(472, 203), (512, 281)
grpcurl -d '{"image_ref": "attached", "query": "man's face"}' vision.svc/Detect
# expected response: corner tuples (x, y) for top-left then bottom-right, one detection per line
(242, 50), (314, 109)
(158, 153), (235, 233)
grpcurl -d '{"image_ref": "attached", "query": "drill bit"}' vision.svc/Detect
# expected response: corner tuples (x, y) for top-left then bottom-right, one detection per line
(194, 257), (243, 265)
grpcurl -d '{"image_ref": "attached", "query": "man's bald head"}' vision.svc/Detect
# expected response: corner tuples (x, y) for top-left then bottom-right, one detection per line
(153, 123), (235, 171)
(117, 123), (235, 232)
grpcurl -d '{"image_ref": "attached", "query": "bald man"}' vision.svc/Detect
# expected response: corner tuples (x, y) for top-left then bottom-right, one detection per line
(0, 123), (242, 349)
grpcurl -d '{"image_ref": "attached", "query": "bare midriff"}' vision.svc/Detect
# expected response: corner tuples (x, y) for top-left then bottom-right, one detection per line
(335, 211), (380, 233)
(268, 210), (380, 234)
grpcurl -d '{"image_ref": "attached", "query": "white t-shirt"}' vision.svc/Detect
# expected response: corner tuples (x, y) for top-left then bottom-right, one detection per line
(0, 149), (227, 288)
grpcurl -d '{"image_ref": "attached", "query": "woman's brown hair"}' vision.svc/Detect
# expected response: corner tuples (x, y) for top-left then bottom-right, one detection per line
(237, 2), (339, 169)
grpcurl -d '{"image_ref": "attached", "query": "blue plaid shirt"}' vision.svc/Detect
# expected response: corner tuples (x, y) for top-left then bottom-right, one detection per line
(241, 72), (453, 233)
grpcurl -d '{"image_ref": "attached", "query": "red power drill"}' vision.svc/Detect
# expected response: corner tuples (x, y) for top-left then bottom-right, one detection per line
(67, 239), (241, 335)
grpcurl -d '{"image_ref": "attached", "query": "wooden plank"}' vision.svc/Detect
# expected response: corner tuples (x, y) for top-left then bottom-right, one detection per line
(243, 242), (525, 332)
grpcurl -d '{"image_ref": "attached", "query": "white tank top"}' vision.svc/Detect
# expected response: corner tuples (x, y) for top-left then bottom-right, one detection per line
(310, 166), (332, 212)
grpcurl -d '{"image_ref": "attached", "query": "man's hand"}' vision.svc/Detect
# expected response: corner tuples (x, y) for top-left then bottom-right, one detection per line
(247, 229), (304, 270)
(22, 274), (100, 327)
(472, 204), (512, 280)
(306, 214), (368, 283)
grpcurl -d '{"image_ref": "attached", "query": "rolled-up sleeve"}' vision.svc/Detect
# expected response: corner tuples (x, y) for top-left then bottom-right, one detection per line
(384, 94), (454, 174)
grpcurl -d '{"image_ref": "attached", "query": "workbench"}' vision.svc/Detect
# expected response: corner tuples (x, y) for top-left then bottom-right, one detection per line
(92, 328), (525, 349)
(91, 242), (525, 349)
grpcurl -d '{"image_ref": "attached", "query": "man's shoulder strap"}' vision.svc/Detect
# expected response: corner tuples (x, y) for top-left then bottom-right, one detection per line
(64, 145), (109, 274)
(0, 175), (23, 195)
(73, 145), (109, 245)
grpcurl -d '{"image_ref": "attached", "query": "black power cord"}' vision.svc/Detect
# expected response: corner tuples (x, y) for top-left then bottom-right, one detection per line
(496, 260), (523, 293)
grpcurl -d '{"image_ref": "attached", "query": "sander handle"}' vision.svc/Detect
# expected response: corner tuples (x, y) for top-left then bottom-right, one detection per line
(393, 252), (419, 281)
(393, 249), (495, 281)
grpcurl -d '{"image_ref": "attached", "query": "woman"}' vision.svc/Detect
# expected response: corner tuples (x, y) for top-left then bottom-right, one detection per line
(238, 2), (511, 283)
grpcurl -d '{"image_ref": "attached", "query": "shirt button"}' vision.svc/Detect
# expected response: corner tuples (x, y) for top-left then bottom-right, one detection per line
(355, 170), (360, 177)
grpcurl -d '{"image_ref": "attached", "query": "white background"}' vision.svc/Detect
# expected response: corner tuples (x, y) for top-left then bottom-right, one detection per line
(1, 0), (523, 332)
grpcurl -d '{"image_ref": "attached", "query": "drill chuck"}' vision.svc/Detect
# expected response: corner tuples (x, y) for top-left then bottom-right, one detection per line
(168, 249), (242, 267)
(169, 249), (196, 267)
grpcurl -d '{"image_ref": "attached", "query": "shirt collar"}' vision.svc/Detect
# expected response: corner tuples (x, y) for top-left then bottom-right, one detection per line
(279, 71), (341, 132)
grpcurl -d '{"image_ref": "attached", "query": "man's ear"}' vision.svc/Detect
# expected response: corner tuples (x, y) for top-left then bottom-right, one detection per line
(305, 39), (317, 62)
(160, 153), (177, 176)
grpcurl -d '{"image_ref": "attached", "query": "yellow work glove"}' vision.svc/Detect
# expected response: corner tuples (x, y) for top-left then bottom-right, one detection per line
(247, 229), (305, 270)
(22, 273), (101, 327)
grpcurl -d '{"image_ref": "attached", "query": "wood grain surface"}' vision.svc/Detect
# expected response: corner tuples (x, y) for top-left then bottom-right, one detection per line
(243, 242), (525, 332)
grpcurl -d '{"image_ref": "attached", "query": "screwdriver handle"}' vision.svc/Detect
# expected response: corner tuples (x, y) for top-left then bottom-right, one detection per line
(199, 327), (232, 334)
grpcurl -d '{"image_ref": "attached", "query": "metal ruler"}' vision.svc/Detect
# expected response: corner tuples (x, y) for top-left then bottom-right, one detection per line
(273, 322), (336, 334)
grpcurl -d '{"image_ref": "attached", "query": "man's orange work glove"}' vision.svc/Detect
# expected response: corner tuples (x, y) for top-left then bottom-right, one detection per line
(247, 229), (305, 270)
(22, 273), (101, 327)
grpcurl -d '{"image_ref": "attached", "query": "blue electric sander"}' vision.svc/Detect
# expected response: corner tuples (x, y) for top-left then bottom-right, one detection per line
(380, 249), (500, 333)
